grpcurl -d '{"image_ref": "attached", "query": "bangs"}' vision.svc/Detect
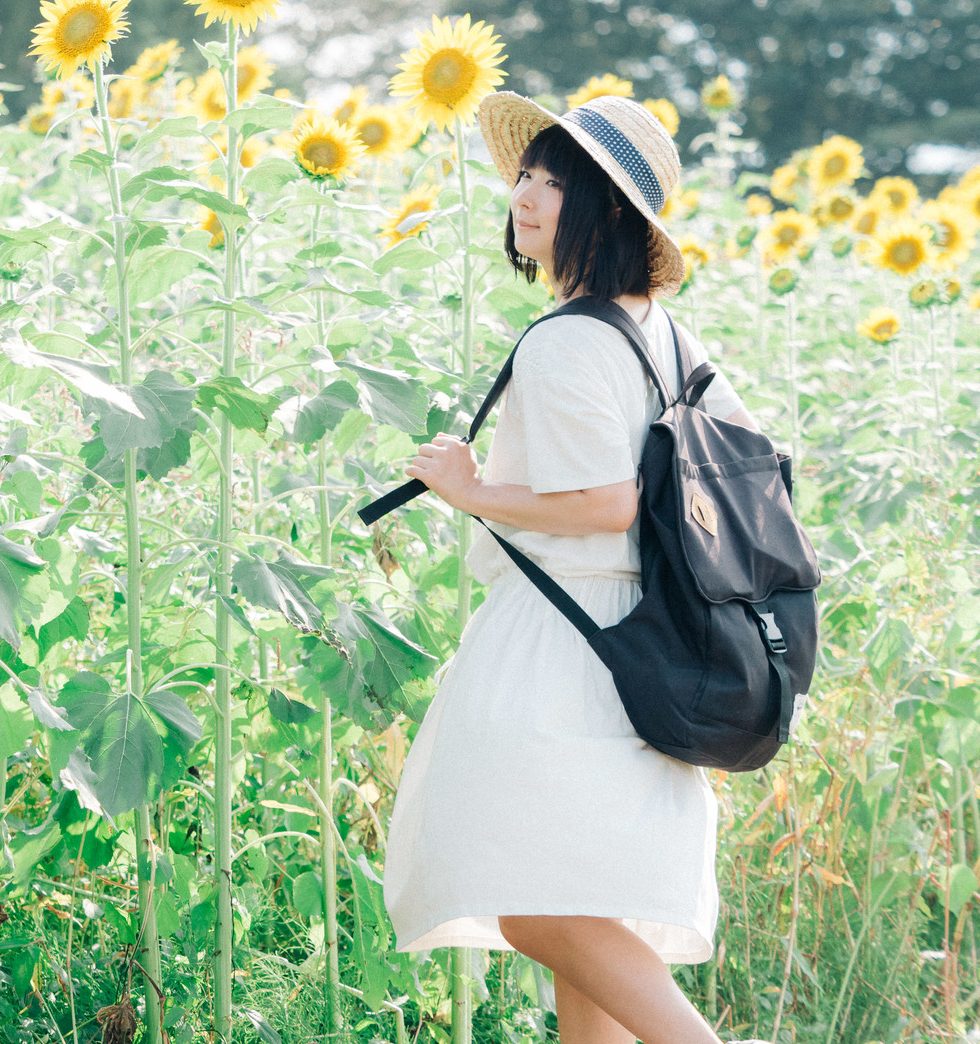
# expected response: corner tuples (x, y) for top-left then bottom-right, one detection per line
(518, 123), (579, 183)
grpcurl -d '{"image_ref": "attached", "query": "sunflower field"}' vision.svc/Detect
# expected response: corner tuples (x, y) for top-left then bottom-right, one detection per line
(0, 1), (978, 1042)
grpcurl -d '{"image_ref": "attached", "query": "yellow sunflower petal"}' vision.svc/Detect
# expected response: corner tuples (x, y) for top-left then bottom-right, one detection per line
(380, 183), (441, 246)
(29, 0), (131, 80)
(183, 0), (280, 36)
(566, 73), (633, 109)
(291, 114), (367, 180)
(388, 12), (508, 133)
(872, 218), (934, 277)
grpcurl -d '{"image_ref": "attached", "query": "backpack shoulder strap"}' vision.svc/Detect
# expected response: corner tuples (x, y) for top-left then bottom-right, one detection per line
(357, 301), (588, 526)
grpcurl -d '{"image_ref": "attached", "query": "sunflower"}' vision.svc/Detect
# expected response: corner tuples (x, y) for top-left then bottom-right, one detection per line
(758, 209), (819, 264)
(701, 74), (736, 112)
(332, 85), (369, 125)
(388, 13), (507, 133)
(107, 75), (141, 118)
(942, 278), (962, 304)
(658, 187), (682, 221)
(908, 279), (938, 308)
(567, 73), (633, 109)
(850, 200), (884, 239)
(183, 0), (279, 36)
(950, 180), (980, 226)
(807, 134), (863, 194)
(202, 130), (265, 169)
(661, 186), (699, 221)
(41, 72), (95, 109)
(770, 163), (801, 204)
(236, 45), (274, 99)
(869, 176), (919, 218)
(201, 207), (225, 249)
(812, 190), (856, 227)
(746, 193), (773, 217)
(678, 256), (696, 293)
(768, 267), (798, 296)
(857, 307), (900, 344)
(641, 97), (678, 137)
(29, 0), (130, 80)
(723, 237), (749, 260)
(352, 104), (403, 158)
(128, 39), (181, 82)
(192, 68), (226, 123)
(677, 234), (711, 268)
(24, 104), (56, 135)
(872, 219), (933, 277)
(190, 47), (270, 123)
(381, 184), (441, 246)
(920, 200), (976, 270)
(291, 114), (367, 179)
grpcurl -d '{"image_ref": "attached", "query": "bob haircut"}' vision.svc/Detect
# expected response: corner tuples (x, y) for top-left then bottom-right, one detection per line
(504, 122), (650, 301)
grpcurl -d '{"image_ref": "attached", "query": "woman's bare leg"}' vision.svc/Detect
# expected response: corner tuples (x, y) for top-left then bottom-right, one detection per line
(498, 914), (722, 1044)
(553, 968), (636, 1044)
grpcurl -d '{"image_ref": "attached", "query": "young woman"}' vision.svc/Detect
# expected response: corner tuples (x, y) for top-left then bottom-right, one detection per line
(382, 92), (765, 1044)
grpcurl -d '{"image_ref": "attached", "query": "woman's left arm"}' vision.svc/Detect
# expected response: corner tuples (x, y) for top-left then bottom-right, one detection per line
(405, 433), (638, 535)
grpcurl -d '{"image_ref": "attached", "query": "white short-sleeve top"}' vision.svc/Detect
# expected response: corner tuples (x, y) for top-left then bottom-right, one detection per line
(465, 301), (745, 584)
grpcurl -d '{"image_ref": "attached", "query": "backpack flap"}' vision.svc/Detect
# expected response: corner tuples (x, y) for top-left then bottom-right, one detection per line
(646, 406), (821, 604)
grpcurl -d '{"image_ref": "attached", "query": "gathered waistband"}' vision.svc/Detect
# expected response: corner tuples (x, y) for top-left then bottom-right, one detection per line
(492, 563), (642, 587)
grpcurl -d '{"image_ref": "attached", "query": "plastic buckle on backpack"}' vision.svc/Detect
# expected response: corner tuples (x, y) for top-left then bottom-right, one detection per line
(756, 611), (787, 654)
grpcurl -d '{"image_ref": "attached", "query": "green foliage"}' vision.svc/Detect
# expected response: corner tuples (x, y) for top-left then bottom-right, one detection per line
(0, 33), (975, 1044)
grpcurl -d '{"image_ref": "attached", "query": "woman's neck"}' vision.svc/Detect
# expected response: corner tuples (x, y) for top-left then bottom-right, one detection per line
(557, 289), (652, 325)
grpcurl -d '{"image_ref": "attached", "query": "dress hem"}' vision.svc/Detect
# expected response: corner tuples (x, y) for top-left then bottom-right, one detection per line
(393, 905), (715, 966)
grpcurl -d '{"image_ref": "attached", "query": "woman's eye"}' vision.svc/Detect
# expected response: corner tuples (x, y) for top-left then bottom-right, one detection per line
(517, 170), (560, 188)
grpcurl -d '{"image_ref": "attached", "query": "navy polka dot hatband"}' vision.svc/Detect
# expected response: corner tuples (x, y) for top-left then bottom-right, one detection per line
(477, 91), (686, 298)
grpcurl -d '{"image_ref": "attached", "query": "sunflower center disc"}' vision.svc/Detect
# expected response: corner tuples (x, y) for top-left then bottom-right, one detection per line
(892, 241), (920, 265)
(825, 155), (846, 177)
(305, 141), (339, 170)
(62, 8), (104, 49)
(423, 49), (476, 104)
(361, 121), (385, 146)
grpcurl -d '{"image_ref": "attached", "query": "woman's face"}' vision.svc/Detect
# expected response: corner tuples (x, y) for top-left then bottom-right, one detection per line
(510, 164), (563, 273)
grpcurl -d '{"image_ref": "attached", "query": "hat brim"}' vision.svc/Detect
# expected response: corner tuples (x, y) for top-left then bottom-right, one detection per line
(477, 91), (685, 298)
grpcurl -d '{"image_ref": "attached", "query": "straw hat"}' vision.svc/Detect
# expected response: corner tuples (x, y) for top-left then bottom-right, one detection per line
(477, 91), (685, 297)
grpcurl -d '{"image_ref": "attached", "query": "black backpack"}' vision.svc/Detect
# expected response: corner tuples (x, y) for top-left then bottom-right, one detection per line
(358, 295), (821, 772)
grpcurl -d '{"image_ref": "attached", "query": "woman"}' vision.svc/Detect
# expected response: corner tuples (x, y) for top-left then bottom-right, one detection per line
(382, 92), (765, 1044)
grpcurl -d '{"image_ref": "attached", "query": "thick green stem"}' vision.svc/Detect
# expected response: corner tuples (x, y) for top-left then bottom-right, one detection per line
(312, 197), (343, 1035)
(92, 60), (163, 1044)
(786, 290), (801, 465)
(213, 23), (240, 1042)
(450, 114), (475, 1044)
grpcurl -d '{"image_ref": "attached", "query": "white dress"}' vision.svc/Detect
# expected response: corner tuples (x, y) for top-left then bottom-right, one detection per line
(382, 301), (745, 963)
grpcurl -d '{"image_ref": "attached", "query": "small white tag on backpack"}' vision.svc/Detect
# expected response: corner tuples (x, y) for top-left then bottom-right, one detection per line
(789, 693), (809, 736)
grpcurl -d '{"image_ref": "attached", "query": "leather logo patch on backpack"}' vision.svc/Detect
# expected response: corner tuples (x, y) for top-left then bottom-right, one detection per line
(690, 490), (718, 536)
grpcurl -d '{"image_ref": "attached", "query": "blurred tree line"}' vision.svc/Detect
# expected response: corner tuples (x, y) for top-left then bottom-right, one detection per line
(1, 0), (977, 187)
